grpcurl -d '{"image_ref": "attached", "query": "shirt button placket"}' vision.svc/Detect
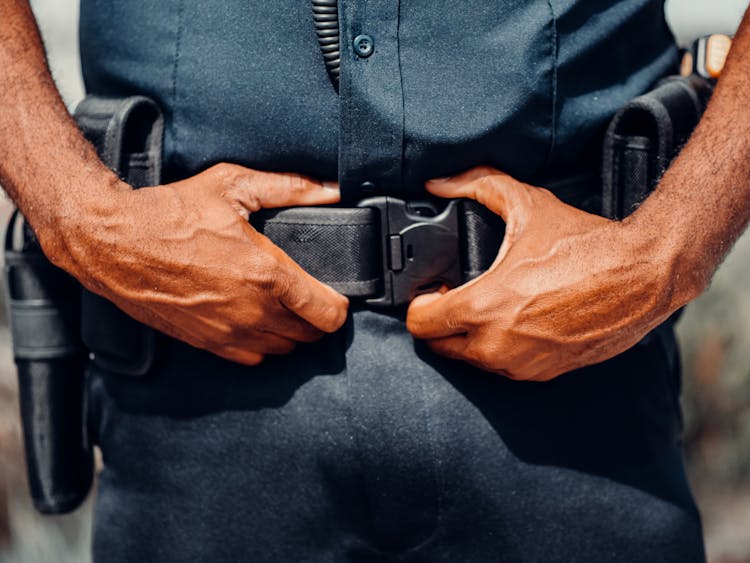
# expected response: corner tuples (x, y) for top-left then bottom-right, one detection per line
(338, 0), (405, 202)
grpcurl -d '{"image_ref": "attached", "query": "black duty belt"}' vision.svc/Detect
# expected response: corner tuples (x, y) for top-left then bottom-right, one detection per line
(251, 197), (502, 307)
(251, 178), (597, 307)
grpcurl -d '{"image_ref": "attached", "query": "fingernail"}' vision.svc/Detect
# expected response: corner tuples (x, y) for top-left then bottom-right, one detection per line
(428, 176), (452, 184)
(322, 181), (339, 191)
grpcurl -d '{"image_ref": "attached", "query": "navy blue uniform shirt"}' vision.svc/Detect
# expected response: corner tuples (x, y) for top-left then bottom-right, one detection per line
(80, 0), (678, 197)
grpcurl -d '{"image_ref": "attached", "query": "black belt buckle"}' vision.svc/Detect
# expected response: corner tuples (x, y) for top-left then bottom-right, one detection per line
(357, 196), (462, 307)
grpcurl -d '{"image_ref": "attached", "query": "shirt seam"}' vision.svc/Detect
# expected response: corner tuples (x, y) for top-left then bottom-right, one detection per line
(170, 0), (185, 166)
(397, 0), (406, 193)
(541, 0), (559, 172)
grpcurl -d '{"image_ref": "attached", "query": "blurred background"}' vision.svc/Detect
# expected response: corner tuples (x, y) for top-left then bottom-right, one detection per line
(1, 0), (750, 561)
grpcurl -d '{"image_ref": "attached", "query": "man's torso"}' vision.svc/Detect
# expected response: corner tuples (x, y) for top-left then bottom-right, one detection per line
(79, 0), (679, 193)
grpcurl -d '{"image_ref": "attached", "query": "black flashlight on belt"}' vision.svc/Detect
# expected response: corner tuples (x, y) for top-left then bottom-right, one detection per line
(4, 211), (93, 514)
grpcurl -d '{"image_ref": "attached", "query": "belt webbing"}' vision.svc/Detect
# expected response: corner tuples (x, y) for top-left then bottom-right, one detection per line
(251, 200), (507, 299)
(252, 206), (382, 297)
(251, 180), (595, 302)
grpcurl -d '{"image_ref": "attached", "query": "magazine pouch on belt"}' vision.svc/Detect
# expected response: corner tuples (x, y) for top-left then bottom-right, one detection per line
(602, 72), (714, 329)
(602, 75), (712, 220)
(75, 96), (163, 377)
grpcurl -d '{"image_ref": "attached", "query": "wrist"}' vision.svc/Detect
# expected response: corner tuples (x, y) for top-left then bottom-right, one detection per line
(621, 209), (707, 315)
(31, 169), (129, 276)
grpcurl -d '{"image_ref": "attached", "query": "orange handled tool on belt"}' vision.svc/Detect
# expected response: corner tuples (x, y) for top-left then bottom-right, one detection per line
(681, 34), (732, 80)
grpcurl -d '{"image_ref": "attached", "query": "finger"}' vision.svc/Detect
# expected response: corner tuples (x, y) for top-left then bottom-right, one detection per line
(208, 164), (340, 211)
(526, 365), (567, 383)
(528, 372), (558, 383)
(425, 166), (530, 222)
(242, 230), (349, 334)
(219, 347), (265, 366)
(406, 290), (471, 340)
(250, 333), (298, 356)
(275, 259), (350, 334)
(428, 336), (519, 378)
(425, 334), (470, 361)
(247, 171), (340, 208)
(257, 314), (325, 344)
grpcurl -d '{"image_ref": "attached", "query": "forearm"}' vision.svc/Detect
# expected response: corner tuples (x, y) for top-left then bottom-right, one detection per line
(630, 9), (750, 305)
(0, 1), (119, 255)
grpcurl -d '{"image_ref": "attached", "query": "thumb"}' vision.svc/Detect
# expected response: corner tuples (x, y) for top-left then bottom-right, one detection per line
(426, 166), (529, 223)
(246, 170), (341, 209)
(189, 163), (341, 216)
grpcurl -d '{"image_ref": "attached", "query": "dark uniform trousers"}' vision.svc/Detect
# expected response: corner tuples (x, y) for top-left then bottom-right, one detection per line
(79, 0), (706, 560)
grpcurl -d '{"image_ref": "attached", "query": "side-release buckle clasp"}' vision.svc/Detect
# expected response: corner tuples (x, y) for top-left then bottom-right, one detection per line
(357, 196), (462, 307)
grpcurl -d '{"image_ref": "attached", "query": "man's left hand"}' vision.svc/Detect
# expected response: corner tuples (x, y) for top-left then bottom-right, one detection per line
(406, 166), (683, 381)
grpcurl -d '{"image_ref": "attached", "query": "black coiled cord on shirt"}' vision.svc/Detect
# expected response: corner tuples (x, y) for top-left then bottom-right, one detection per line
(311, 0), (340, 91)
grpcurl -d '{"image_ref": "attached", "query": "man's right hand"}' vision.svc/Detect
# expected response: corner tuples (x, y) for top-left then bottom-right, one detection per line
(40, 163), (349, 366)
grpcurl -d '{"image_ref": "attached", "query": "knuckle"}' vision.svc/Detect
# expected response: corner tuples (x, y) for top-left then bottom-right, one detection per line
(213, 163), (259, 200)
(210, 162), (238, 181)
(206, 316), (249, 347)
(537, 186), (555, 200)
(317, 302), (347, 333)
(476, 174), (496, 193)
(249, 255), (286, 295)
(285, 173), (311, 193)
(288, 173), (305, 189)
(277, 280), (307, 312)
(473, 345), (497, 370)
(248, 269), (277, 296)
(502, 361), (538, 381)
(467, 335), (503, 370)
(474, 165), (497, 177)
(464, 293), (491, 323)
(223, 321), (250, 344)
(275, 339), (297, 355)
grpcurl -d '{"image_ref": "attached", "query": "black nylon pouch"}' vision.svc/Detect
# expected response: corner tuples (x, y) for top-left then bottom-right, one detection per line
(602, 75), (713, 328)
(602, 76), (711, 219)
(4, 213), (92, 514)
(75, 96), (164, 376)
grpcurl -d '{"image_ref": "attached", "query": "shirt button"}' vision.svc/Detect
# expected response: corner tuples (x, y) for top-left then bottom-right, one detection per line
(353, 34), (374, 58)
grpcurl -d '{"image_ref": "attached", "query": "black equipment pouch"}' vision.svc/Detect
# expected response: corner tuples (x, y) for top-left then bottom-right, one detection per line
(4, 213), (91, 514)
(602, 75), (713, 220)
(602, 72), (714, 327)
(75, 96), (164, 376)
